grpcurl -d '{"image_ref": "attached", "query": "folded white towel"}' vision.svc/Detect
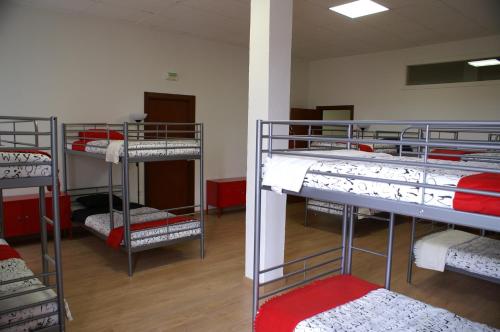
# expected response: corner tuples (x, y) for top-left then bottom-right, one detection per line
(262, 150), (392, 194)
(262, 155), (317, 194)
(414, 229), (478, 272)
(105, 140), (124, 164)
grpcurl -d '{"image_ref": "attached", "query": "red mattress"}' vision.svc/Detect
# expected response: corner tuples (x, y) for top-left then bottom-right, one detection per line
(254, 275), (380, 332)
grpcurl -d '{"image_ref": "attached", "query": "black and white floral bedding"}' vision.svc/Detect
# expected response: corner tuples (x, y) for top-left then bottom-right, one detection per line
(1, 240), (58, 331)
(446, 236), (500, 279)
(307, 200), (344, 215)
(301, 154), (500, 210)
(307, 200), (375, 219)
(294, 288), (498, 331)
(0, 151), (51, 180)
(85, 207), (201, 247)
(83, 139), (200, 158)
(310, 141), (398, 154)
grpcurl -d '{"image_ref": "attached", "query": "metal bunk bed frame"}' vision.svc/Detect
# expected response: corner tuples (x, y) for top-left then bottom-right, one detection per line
(0, 116), (65, 332)
(252, 119), (500, 321)
(62, 122), (204, 277)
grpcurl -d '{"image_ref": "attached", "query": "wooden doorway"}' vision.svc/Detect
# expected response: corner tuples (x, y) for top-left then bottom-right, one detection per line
(144, 92), (195, 212)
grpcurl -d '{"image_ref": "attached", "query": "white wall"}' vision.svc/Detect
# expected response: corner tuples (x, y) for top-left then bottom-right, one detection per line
(307, 35), (500, 121)
(0, 3), (250, 200)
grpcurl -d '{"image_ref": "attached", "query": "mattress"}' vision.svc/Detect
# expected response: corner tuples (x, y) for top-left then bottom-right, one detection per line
(263, 150), (500, 213)
(84, 207), (201, 248)
(79, 139), (200, 159)
(0, 151), (51, 180)
(415, 231), (500, 279)
(295, 288), (497, 331)
(0, 240), (59, 331)
(254, 275), (497, 332)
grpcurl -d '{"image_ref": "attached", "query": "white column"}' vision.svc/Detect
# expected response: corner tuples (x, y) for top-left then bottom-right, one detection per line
(245, 0), (293, 280)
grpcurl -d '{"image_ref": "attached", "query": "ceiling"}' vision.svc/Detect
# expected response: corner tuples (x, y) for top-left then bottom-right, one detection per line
(10, 0), (500, 60)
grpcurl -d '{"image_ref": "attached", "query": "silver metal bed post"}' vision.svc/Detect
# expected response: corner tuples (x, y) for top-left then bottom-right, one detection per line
(61, 123), (67, 193)
(50, 117), (65, 330)
(108, 163), (114, 230)
(122, 123), (133, 276)
(252, 120), (263, 321)
(406, 217), (417, 284)
(304, 198), (309, 227)
(346, 205), (354, 274)
(385, 212), (395, 290)
(39, 186), (49, 285)
(199, 123), (205, 259)
(0, 189), (3, 238)
(341, 204), (349, 274)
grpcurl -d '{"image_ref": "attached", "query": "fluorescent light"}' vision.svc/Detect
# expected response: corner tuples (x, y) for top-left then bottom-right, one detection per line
(467, 59), (500, 67)
(330, 0), (389, 19)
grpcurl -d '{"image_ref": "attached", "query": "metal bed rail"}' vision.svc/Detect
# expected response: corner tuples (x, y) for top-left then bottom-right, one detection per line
(0, 116), (65, 331)
(62, 121), (205, 276)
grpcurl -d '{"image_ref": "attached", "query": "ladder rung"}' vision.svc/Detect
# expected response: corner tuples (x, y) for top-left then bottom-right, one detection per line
(44, 254), (56, 266)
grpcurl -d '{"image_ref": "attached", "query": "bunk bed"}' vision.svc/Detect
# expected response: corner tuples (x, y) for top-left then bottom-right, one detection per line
(0, 116), (66, 331)
(62, 122), (204, 276)
(252, 119), (500, 331)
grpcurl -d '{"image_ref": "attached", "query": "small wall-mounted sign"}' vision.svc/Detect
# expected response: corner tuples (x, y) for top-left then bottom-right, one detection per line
(165, 72), (178, 81)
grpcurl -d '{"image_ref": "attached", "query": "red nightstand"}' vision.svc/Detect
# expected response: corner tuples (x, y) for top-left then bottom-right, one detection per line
(3, 192), (72, 239)
(206, 177), (246, 217)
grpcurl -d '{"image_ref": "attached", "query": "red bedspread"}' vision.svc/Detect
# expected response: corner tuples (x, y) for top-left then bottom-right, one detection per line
(429, 149), (476, 161)
(454, 173), (500, 216)
(254, 275), (380, 332)
(0, 244), (21, 261)
(106, 216), (194, 249)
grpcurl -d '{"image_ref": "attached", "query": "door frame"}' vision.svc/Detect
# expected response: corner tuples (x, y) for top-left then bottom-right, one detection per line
(315, 105), (354, 120)
(143, 92), (196, 208)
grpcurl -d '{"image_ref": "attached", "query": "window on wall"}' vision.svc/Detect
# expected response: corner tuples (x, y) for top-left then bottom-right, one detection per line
(406, 56), (500, 85)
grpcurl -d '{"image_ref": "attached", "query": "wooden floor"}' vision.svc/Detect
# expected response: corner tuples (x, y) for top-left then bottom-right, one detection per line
(13, 203), (500, 331)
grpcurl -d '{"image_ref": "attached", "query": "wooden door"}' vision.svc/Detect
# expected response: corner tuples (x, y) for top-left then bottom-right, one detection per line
(288, 108), (322, 203)
(289, 108), (323, 148)
(144, 92), (195, 212)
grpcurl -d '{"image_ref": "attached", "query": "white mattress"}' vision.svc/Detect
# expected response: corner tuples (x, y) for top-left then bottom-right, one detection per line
(0, 152), (51, 180)
(85, 207), (201, 248)
(263, 150), (500, 210)
(83, 139), (200, 159)
(295, 288), (497, 331)
(0, 239), (59, 331)
(415, 231), (500, 279)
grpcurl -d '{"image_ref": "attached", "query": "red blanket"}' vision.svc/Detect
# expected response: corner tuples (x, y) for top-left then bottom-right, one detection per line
(454, 173), (500, 216)
(254, 275), (380, 332)
(429, 149), (476, 161)
(106, 216), (194, 249)
(0, 244), (21, 261)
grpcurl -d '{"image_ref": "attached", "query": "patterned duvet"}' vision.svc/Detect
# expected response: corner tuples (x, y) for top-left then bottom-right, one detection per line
(446, 236), (500, 279)
(0, 240), (58, 331)
(301, 154), (500, 210)
(83, 139), (200, 158)
(0, 152), (51, 180)
(85, 207), (201, 247)
(295, 288), (497, 331)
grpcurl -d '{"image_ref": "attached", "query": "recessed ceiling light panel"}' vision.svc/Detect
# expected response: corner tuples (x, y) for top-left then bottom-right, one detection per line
(329, 0), (389, 19)
(467, 59), (500, 67)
